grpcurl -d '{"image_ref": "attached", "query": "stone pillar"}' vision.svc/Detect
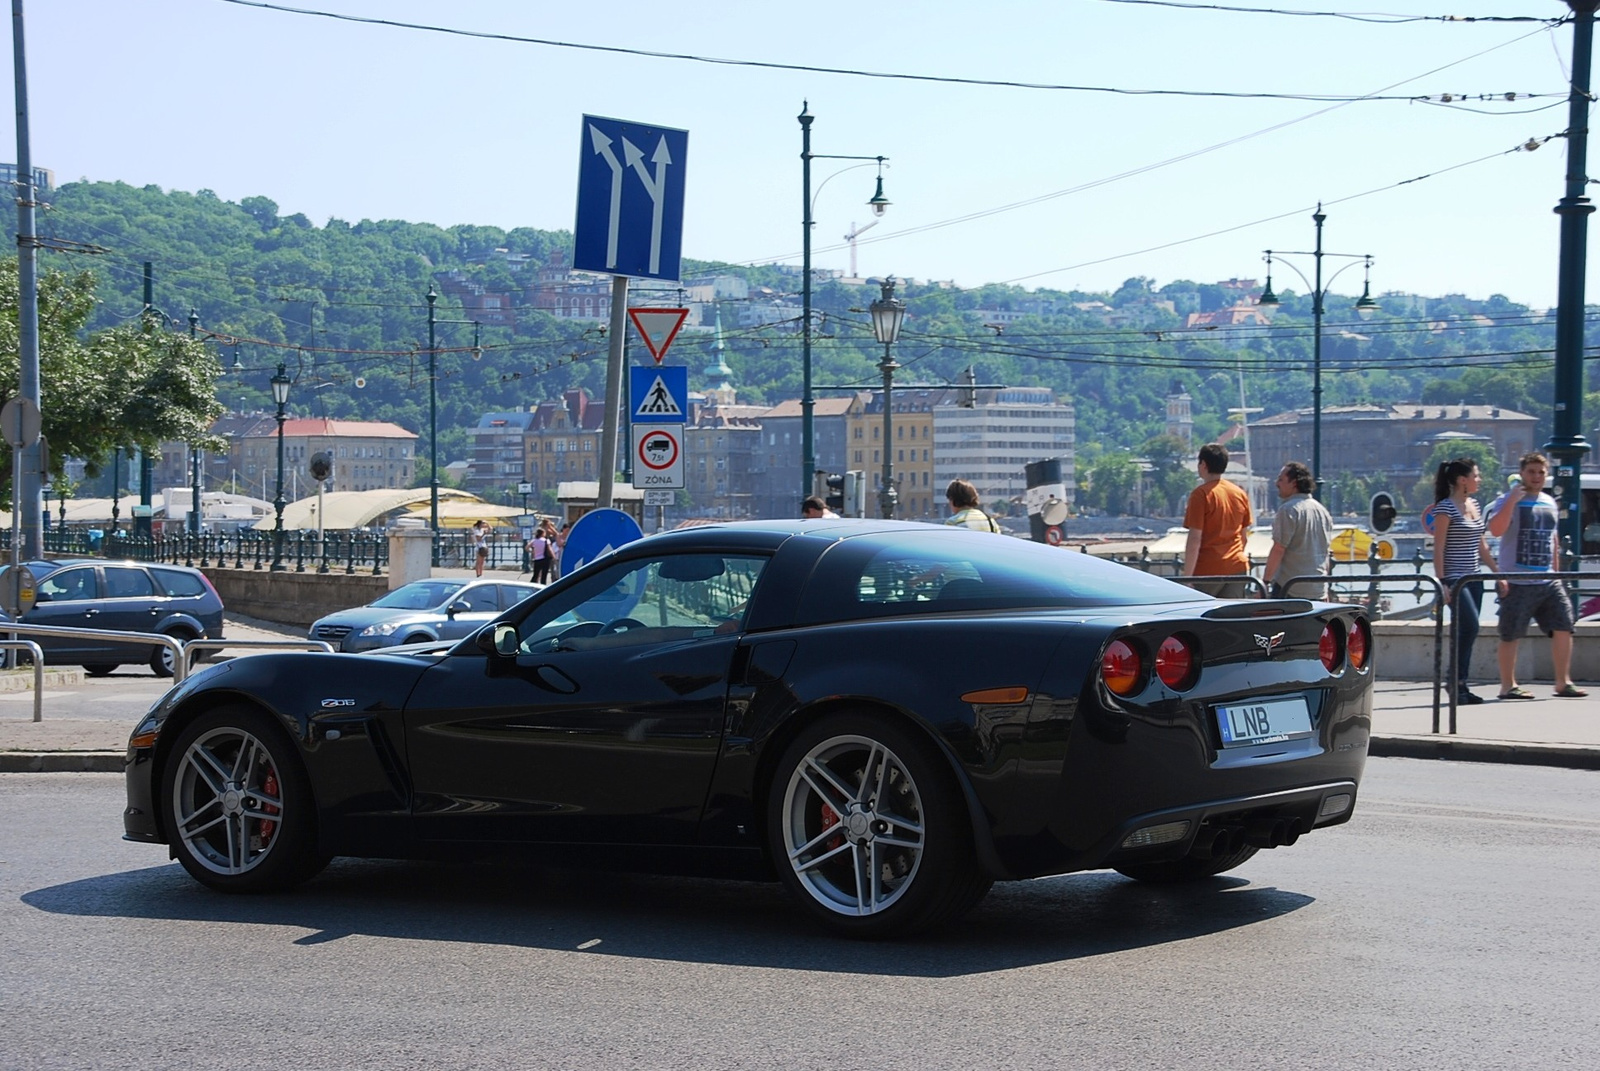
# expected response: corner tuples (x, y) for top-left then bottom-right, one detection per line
(388, 519), (434, 590)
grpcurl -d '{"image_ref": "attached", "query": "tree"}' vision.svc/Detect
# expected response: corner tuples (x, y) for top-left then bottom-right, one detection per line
(0, 260), (223, 491)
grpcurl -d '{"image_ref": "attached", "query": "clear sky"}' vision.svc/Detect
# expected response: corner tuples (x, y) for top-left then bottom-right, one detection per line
(5, 0), (1588, 308)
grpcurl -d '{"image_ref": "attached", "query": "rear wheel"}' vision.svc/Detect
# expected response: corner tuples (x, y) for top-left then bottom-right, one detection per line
(767, 713), (991, 939)
(162, 705), (325, 892)
(1114, 843), (1260, 884)
(84, 663), (119, 677)
(150, 629), (195, 678)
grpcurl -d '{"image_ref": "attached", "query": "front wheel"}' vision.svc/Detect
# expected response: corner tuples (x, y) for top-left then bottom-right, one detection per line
(767, 713), (991, 939)
(162, 705), (325, 892)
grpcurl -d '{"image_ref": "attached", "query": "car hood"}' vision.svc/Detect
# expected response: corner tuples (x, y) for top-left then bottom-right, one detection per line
(311, 606), (443, 630)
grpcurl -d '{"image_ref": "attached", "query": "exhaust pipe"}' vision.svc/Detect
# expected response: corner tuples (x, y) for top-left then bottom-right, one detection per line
(1188, 826), (1225, 859)
(1242, 817), (1307, 849)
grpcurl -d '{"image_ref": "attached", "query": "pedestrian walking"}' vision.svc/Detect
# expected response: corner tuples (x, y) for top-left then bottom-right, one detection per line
(1486, 453), (1588, 700)
(1262, 461), (1333, 598)
(470, 519), (490, 578)
(943, 479), (1000, 532)
(1431, 457), (1497, 705)
(1181, 443), (1253, 598)
(801, 495), (839, 519)
(526, 522), (554, 584)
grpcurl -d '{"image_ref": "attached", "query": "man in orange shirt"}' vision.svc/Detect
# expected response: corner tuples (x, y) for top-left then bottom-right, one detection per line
(1182, 443), (1254, 598)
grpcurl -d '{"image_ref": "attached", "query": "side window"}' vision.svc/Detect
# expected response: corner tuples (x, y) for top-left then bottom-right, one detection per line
(39, 567), (96, 601)
(104, 567), (157, 599)
(498, 585), (537, 611)
(150, 567), (206, 597)
(517, 554), (766, 653)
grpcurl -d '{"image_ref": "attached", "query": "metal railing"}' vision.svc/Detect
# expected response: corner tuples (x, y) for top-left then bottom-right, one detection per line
(16, 527), (542, 576)
(1283, 572), (1449, 733)
(0, 623), (335, 700)
(0, 639), (45, 722)
(1443, 570), (1592, 736)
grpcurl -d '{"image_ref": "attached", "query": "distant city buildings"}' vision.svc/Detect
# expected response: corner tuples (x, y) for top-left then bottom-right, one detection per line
(155, 415), (416, 502)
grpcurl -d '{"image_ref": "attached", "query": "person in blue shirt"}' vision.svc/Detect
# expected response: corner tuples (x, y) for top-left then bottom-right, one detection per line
(1486, 453), (1587, 699)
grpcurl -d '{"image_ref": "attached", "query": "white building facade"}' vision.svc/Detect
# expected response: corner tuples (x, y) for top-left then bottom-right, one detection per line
(932, 389), (1075, 514)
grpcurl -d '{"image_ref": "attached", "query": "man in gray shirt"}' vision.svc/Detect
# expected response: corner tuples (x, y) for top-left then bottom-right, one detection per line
(1262, 461), (1332, 597)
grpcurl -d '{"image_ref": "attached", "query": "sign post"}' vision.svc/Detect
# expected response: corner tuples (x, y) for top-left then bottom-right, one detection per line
(573, 115), (689, 511)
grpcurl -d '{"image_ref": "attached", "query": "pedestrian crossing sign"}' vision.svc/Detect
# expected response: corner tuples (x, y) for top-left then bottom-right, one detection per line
(629, 365), (688, 423)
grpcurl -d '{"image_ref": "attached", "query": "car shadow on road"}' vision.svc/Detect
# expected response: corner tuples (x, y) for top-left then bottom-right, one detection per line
(22, 857), (1313, 976)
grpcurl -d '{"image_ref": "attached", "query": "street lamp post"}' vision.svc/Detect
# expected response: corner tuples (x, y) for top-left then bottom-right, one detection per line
(270, 362), (291, 572)
(869, 277), (906, 519)
(800, 103), (890, 498)
(1256, 205), (1377, 500)
(424, 286), (481, 565)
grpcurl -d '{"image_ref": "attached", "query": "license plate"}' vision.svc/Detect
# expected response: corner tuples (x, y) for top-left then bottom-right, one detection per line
(1215, 696), (1313, 748)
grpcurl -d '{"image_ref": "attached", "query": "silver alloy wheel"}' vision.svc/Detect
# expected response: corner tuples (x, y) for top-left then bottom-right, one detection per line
(779, 733), (926, 917)
(171, 725), (285, 876)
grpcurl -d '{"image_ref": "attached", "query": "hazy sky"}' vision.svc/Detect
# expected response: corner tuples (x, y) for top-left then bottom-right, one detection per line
(6, 0), (1588, 307)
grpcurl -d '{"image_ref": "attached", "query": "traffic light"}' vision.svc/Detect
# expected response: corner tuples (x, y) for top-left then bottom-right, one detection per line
(1370, 492), (1397, 533)
(824, 473), (845, 514)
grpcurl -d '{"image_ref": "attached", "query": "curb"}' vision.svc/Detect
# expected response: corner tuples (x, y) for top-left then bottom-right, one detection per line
(0, 750), (123, 773)
(1368, 734), (1600, 771)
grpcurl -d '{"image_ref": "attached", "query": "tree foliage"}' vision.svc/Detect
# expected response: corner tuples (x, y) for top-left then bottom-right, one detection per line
(0, 259), (222, 490)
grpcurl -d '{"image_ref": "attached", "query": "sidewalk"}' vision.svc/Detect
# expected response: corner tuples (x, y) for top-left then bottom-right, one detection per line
(2, 610), (1598, 770)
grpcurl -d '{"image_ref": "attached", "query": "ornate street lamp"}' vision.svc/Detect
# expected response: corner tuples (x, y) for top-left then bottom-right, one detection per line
(424, 285), (481, 566)
(800, 102), (890, 498)
(1256, 205), (1376, 500)
(270, 362), (291, 571)
(869, 277), (907, 519)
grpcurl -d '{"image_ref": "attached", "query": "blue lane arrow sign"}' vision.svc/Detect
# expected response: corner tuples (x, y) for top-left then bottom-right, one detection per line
(574, 115), (689, 281)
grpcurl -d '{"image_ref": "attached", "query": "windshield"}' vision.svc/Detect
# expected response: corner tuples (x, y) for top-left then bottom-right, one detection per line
(369, 580), (467, 611)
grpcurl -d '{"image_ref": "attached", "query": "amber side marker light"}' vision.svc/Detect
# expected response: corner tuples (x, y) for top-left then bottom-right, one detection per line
(128, 730), (158, 750)
(961, 686), (1030, 705)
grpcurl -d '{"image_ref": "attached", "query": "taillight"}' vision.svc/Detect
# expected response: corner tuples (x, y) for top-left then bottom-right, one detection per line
(1155, 634), (1195, 690)
(1348, 617), (1370, 671)
(1319, 621), (1344, 671)
(1101, 639), (1143, 696)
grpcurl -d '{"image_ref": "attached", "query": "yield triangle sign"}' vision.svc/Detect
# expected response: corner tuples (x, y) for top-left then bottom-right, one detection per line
(628, 307), (690, 364)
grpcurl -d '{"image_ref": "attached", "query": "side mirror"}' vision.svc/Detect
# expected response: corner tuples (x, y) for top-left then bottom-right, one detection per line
(476, 623), (518, 657)
(447, 600), (471, 616)
(1369, 492), (1397, 534)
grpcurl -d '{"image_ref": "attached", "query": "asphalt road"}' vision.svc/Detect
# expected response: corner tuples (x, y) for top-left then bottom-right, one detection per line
(3, 758), (1597, 1070)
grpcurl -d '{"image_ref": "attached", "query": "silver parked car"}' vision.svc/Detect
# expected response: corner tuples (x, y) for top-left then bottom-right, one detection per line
(308, 578), (542, 652)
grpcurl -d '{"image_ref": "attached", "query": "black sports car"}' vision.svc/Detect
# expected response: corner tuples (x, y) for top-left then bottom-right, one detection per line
(123, 519), (1371, 938)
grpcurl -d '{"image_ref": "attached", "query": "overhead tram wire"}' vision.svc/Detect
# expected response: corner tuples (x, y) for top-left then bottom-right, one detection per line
(215, 0), (1556, 103)
(746, 29), (1558, 270)
(1088, 0), (1561, 25)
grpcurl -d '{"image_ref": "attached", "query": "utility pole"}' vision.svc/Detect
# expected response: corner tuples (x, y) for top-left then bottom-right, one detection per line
(11, 1), (43, 557)
(1549, 0), (1597, 577)
(138, 262), (155, 537)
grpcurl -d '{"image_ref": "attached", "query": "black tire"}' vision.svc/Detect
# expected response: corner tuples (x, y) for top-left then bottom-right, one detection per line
(766, 712), (991, 939)
(83, 663), (119, 677)
(1114, 843), (1260, 884)
(150, 629), (195, 678)
(161, 705), (326, 893)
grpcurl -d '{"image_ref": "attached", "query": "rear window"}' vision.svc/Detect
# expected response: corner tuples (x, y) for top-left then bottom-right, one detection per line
(802, 530), (1207, 621)
(150, 567), (207, 597)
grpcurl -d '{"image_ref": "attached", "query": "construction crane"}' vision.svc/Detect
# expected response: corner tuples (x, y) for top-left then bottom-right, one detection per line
(843, 219), (879, 278)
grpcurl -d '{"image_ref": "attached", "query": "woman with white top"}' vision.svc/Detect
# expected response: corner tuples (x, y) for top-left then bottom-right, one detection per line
(1431, 458), (1496, 704)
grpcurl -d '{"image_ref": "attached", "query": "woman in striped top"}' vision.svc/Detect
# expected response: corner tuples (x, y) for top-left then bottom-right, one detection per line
(1432, 458), (1496, 704)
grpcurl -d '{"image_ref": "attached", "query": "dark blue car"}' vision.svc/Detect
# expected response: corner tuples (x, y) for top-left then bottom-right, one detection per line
(2, 559), (224, 677)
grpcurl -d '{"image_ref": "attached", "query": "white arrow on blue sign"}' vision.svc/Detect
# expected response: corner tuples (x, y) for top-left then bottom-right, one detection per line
(574, 115), (689, 281)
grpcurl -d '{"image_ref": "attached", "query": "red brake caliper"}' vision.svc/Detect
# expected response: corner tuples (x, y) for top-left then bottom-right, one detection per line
(260, 769), (280, 845)
(820, 802), (842, 851)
